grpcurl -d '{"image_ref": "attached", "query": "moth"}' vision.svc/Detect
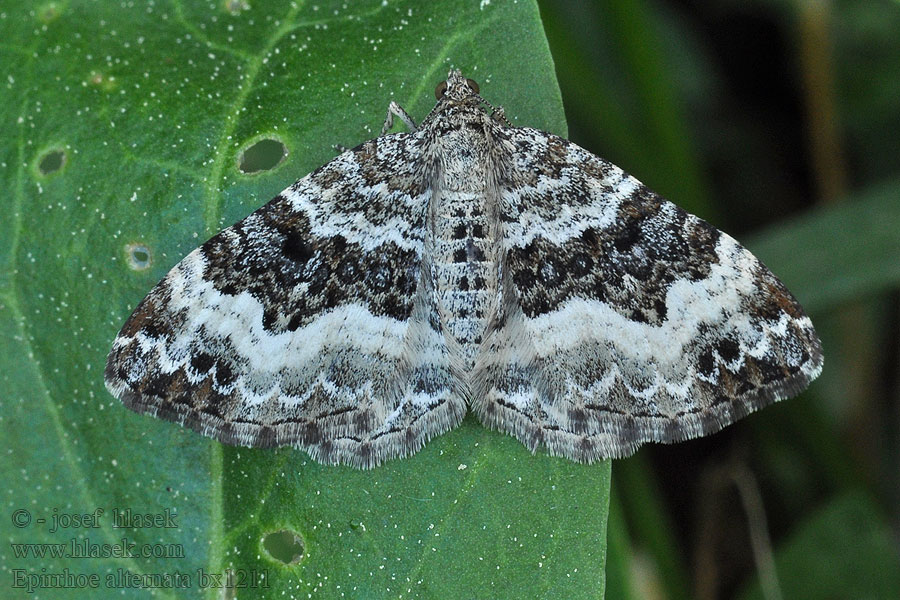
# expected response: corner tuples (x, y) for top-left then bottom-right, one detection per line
(105, 70), (822, 468)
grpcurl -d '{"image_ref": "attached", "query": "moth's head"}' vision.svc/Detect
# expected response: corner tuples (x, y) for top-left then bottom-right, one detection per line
(423, 70), (510, 129)
(435, 70), (481, 104)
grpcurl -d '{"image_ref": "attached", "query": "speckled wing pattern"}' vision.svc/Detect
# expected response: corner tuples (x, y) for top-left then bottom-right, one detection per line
(473, 129), (822, 461)
(106, 70), (822, 467)
(105, 134), (466, 468)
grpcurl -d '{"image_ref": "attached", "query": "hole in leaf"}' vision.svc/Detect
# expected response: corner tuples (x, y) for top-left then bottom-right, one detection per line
(126, 244), (152, 271)
(262, 529), (305, 565)
(37, 149), (66, 176)
(239, 138), (287, 174)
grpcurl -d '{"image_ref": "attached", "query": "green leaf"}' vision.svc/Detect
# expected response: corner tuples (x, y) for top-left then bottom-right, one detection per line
(738, 492), (900, 600)
(746, 178), (900, 313)
(604, 485), (643, 600)
(0, 1), (610, 598)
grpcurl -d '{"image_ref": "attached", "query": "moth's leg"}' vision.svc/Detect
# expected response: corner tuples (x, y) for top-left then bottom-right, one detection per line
(334, 101), (417, 152)
(381, 101), (418, 135)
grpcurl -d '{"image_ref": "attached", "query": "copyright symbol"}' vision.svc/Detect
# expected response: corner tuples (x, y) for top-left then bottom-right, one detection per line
(12, 509), (31, 528)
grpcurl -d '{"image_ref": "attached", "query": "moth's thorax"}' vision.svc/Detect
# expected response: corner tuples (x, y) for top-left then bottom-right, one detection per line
(428, 111), (500, 372)
(427, 107), (495, 183)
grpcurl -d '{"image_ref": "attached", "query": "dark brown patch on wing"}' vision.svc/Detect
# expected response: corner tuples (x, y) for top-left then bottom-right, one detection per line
(508, 185), (721, 321)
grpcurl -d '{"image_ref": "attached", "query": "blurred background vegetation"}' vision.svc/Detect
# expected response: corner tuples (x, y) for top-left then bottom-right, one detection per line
(537, 1), (900, 598)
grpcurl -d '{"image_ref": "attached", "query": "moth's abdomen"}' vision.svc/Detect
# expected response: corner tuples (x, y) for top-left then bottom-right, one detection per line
(432, 189), (499, 372)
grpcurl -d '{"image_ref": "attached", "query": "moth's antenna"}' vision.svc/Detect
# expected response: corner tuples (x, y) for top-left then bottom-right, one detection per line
(419, 102), (442, 128)
(476, 94), (512, 127)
